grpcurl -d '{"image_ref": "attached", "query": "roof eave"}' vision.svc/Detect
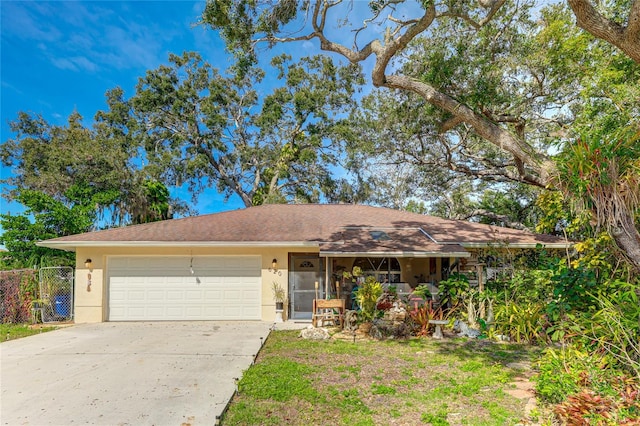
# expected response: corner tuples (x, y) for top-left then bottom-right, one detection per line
(37, 240), (321, 252)
(460, 242), (573, 249)
(319, 251), (471, 258)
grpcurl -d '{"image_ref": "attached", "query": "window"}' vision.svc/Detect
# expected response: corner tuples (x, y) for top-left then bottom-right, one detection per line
(352, 257), (401, 284)
(369, 230), (391, 241)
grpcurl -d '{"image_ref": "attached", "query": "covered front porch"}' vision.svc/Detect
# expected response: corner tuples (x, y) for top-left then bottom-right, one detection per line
(287, 226), (471, 320)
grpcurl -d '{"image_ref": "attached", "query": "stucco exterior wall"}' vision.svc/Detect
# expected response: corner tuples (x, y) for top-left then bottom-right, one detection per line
(74, 246), (317, 323)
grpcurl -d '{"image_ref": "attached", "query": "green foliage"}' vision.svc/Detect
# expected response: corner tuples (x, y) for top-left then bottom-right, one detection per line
(1, 100), (189, 229)
(437, 273), (469, 310)
(580, 282), (640, 378)
(554, 126), (640, 233)
(0, 188), (99, 268)
(370, 383), (396, 395)
(536, 344), (640, 423)
(0, 270), (38, 323)
(411, 284), (431, 300)
(536, 346), (591, 403)
(133, 51), (363, 207)
(420, 406), (450, 426)
(131, 180), (172, 225)
(494, 302), (546, 344)
(354, 276), (383, 322)
(546, 263), (600, 319)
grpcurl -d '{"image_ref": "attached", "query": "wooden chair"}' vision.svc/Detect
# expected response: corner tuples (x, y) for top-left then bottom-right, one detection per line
(312, 298), (345, 328)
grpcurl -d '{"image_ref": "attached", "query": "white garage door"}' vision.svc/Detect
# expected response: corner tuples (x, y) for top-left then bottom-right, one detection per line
(108, 256), (261, 321)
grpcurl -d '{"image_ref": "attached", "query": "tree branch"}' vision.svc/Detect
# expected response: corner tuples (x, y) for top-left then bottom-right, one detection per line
(455, 208), (530, 230)
(567, 0), (640, 63)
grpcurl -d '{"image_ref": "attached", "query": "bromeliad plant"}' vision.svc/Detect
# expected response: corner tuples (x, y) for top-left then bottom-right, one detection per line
(409, 304), (431, 337)
(408, 300), (448, 337)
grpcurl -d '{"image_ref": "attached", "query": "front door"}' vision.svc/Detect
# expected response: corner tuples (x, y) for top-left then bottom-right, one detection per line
(289, 254), (323, 320)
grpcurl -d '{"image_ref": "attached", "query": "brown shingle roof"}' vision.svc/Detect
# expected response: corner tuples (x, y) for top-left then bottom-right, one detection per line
(319, 228), (469, 257)
(39, 204), (570, 251)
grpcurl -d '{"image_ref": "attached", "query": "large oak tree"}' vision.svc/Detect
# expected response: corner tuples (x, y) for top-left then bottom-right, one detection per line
(202, 0), (640, 270)
(132, 51), (363, 207)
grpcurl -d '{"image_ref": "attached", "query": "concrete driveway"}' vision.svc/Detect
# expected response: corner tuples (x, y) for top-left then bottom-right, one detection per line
(1, 321), (272, 425)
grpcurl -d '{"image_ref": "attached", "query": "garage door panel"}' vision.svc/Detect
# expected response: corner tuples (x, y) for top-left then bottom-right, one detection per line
(108, 256), (261, 321)
(148, 290), (165, 301)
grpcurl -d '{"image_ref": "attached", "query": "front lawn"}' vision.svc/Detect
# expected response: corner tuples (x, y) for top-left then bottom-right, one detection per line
(0, 323), (57, 342)
(222, 331), (542, 425)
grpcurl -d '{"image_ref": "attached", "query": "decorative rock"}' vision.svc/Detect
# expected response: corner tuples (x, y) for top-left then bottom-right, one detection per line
(300, 326), (330, 340)
(370, 318), (410, 340)
(383, 303), (407, 322)
(331, 330), (369, 341)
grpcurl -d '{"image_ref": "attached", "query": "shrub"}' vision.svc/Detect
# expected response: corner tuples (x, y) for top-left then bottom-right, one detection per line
(581, 282), (640, 378)
(537, 345), (640, 424)
(438, 273), (469, 312)
(494, 301), (546, 344)
(0, 270), (38, 323)
(354, 276), (383, 322)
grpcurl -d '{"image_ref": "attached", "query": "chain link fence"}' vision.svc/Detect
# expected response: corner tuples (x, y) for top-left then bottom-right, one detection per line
(37, 267), (74, 323)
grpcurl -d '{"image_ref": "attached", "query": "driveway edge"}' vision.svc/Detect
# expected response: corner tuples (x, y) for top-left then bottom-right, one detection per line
(215, 323), (274, 425)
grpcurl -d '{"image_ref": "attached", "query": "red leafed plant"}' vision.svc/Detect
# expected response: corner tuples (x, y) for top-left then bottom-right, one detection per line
(409, 304), (430, 337)
(553, 378), (640, 425)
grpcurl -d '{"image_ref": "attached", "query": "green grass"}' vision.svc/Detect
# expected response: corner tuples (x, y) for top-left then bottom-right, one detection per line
(0, 323), (57, 342)
(222, 331), (542, 425)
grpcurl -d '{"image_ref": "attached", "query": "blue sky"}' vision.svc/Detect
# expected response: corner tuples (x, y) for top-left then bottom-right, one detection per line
(1, 0), (250, 218)
(1, 0), (392, 240)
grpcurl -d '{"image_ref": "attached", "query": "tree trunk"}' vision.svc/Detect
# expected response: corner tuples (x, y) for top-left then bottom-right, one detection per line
(611, 210), (640, 271)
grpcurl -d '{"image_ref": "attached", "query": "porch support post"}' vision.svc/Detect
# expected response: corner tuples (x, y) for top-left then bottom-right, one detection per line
(325, 258), (331, 298)
(477, 263), (485, 319)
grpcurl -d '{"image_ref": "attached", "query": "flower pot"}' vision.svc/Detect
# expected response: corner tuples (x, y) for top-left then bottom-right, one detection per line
(358, 321), (373, 333)
(275, 302), (284, 310)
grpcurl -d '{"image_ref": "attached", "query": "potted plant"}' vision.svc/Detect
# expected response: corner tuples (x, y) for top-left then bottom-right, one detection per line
(271, 281), (285, 322)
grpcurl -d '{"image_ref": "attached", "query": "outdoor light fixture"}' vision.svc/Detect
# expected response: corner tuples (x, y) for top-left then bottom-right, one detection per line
(269, 258), (281, 275)
(84, 259), (92, 269)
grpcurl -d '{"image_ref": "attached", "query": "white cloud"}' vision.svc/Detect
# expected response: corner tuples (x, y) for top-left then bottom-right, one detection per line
(1, 81), (23, 95)
(2, 1), (193, 74)
(1, 2), (63, 43)
(50, 56), (98, 72)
